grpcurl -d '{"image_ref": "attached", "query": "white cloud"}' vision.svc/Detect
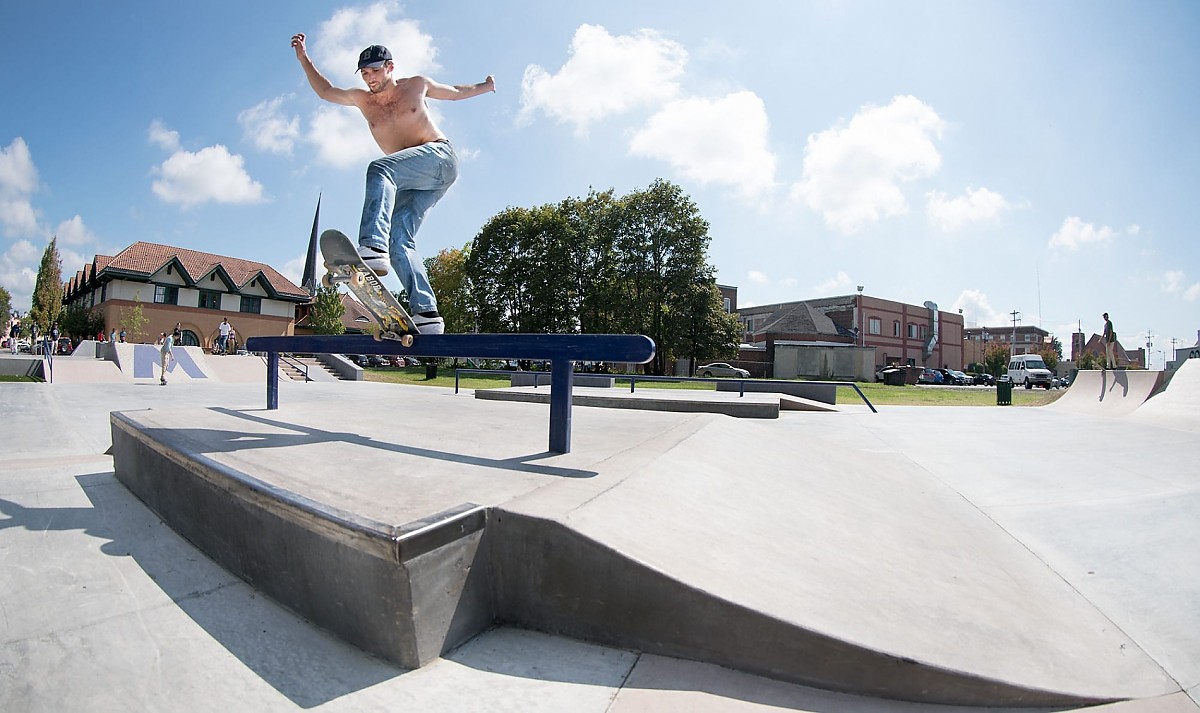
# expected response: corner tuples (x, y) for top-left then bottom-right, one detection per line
(0, 137), (40, 236)
(1048, 216), (1117, 251)
(240, 97), (300, 155)
(520, 24), (687, 133)
(747, 270), (770, 284)
(629, 91), (776, 200)
(0, 239), (40, 310)
(53, 215), (97, 246)
(952, 289), (1007, 327)
(926, 186), (1012, 232)
(151, 143), (265, 209)
(1164, 270), (1200, 302)
(791, 95), (945, 235)
(307, 105), (381, 169)
(813, 270), (852, 294)
(148, 120), (181, 151)
(315, 1), (438, 78)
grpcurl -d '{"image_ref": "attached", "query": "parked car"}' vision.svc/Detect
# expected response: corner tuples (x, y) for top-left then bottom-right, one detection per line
(366, 355), (387, 368)
(695, 362), (750, 378)
(944, 369), (970, 385)
(971, 372), (996, 386)
(917, 368), (943, 385)
(345, 354), (370, 367)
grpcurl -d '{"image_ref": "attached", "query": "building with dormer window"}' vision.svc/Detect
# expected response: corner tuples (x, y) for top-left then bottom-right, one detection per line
(63, 242), (309, 349)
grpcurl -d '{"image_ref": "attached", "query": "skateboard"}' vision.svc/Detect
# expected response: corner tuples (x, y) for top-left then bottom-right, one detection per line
(319, 229), (418, 347)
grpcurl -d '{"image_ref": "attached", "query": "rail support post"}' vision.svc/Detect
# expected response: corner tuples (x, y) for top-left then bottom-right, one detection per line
(549, 358), (574, 453)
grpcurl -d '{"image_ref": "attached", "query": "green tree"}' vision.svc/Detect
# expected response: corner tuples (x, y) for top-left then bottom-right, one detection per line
(119, 292), (150, 343)
(1037, 347), (1059, 371)
(60, 303), (106, 341)
(27, 237), (63, 335)
(614, 180), (725, 374)
(426, 245), (474, 334)
(465, 180), (734, 374)
(983, 342), (1010, 377)
(0, 284), (12, 323)
(309, 285), (346, 335)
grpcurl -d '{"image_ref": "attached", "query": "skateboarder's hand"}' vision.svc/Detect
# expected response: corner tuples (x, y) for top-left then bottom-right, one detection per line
(291, 33), (307, 57)
(484, 75), (496, 93)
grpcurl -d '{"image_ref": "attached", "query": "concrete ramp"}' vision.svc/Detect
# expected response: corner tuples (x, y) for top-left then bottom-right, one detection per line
(1130, 358), (1200, 432)
(1047, 369), (1163, 416)
(109, 385), (1175, 707)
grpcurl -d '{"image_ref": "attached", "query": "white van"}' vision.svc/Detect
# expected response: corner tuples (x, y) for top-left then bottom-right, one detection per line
(1006, 353), (1053, 389)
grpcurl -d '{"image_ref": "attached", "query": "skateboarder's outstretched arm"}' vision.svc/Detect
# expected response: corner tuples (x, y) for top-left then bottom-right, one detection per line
(290, 33), (363, 106)
(426, 76), (496, 101)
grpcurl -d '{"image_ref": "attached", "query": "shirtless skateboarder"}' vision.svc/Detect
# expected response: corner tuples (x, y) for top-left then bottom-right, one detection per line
(291, 33), (495, 334)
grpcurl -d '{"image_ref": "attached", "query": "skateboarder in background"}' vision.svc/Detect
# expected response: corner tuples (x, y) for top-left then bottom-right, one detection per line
(158, 331), (175, 385)
(290, 32), (495, 335)
(1102, 312), (1117, 369)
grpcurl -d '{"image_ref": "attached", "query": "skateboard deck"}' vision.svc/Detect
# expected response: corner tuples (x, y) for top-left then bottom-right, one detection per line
(319, 229), (418, 347)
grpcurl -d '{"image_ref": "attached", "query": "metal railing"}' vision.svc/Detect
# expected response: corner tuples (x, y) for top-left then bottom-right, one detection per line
(453, 369), (876, 413)
(279, 353), (310, 382)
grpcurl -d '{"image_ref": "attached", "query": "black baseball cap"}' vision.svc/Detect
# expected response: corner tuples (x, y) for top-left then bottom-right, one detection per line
(357, 45), (392, 71)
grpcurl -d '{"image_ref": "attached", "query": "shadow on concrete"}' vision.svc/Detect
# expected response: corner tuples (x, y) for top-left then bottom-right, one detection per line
(1101, 369), (1130, 399)
(154, 406), (597, 479)
(0, 474), (403, 708)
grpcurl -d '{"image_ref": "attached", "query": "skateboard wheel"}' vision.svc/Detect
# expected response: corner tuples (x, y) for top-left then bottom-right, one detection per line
(321, 273), (335, 289)
(351, 271), (366, 288)
(400, 334), (414, 347)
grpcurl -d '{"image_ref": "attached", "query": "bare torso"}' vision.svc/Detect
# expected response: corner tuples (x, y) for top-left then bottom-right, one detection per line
(355, 77), (445, 154)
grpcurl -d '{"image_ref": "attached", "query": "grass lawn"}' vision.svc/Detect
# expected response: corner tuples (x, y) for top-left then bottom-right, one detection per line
(847, 381), (1065, 407)
(363, 367), (1066, 407)
(0, 375), (41, 383)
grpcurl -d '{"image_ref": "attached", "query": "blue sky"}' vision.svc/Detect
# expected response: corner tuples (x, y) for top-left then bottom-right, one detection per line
(2, 1), (1197, 366)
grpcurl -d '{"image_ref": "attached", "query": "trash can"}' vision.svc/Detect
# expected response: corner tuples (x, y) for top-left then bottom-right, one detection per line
(884, 368), (905, 386)
(996, 377), (1012, 406)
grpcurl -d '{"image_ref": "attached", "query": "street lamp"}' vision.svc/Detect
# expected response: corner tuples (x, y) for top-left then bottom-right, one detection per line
(857, 285), (864, 347)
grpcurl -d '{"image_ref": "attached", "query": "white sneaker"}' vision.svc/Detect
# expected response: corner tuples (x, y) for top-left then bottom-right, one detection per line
(414, 312), (444, 335)
(357, 245), (390, 276)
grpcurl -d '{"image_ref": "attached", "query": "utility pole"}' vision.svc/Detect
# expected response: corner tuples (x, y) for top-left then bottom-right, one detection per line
(1009, 310), (1020, 355)
(1171, 337), (1178, 363)
(1145, 329), (1154, 369)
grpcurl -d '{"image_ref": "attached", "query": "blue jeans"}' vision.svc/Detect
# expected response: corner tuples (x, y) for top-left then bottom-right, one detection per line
(358, 140), (458, 314)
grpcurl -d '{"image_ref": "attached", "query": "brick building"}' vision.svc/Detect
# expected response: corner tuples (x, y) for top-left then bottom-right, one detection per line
(63, 242), (309, 349)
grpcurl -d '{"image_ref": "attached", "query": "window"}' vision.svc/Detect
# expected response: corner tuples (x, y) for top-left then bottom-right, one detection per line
(198, 290), (222, 310)
(154, 285), (178, 305)
(893, 320), (901, 337)
(907, 323), (917, 339)
(868, 317), (881, 335)
(240, 296), (262, 314)
(723, 297), (731, 313)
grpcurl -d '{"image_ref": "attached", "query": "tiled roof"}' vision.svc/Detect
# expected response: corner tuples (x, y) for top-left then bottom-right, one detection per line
(98, 241), (308, 300)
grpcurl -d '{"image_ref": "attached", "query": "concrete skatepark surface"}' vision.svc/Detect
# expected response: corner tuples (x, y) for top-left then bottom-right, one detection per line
(1047, 368), (1164, 417)
(3, 366), (1199, 711)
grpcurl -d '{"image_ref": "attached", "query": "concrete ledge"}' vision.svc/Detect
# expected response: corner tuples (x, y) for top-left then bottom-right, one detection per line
(109, 411), (493, 668)
(476, 387), (780, 418)
(716, 379), (838, 404)
(510, 372), (614, 388)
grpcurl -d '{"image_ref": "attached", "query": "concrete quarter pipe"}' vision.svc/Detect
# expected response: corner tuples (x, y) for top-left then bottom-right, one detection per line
(1047, 369), (1163, 416)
